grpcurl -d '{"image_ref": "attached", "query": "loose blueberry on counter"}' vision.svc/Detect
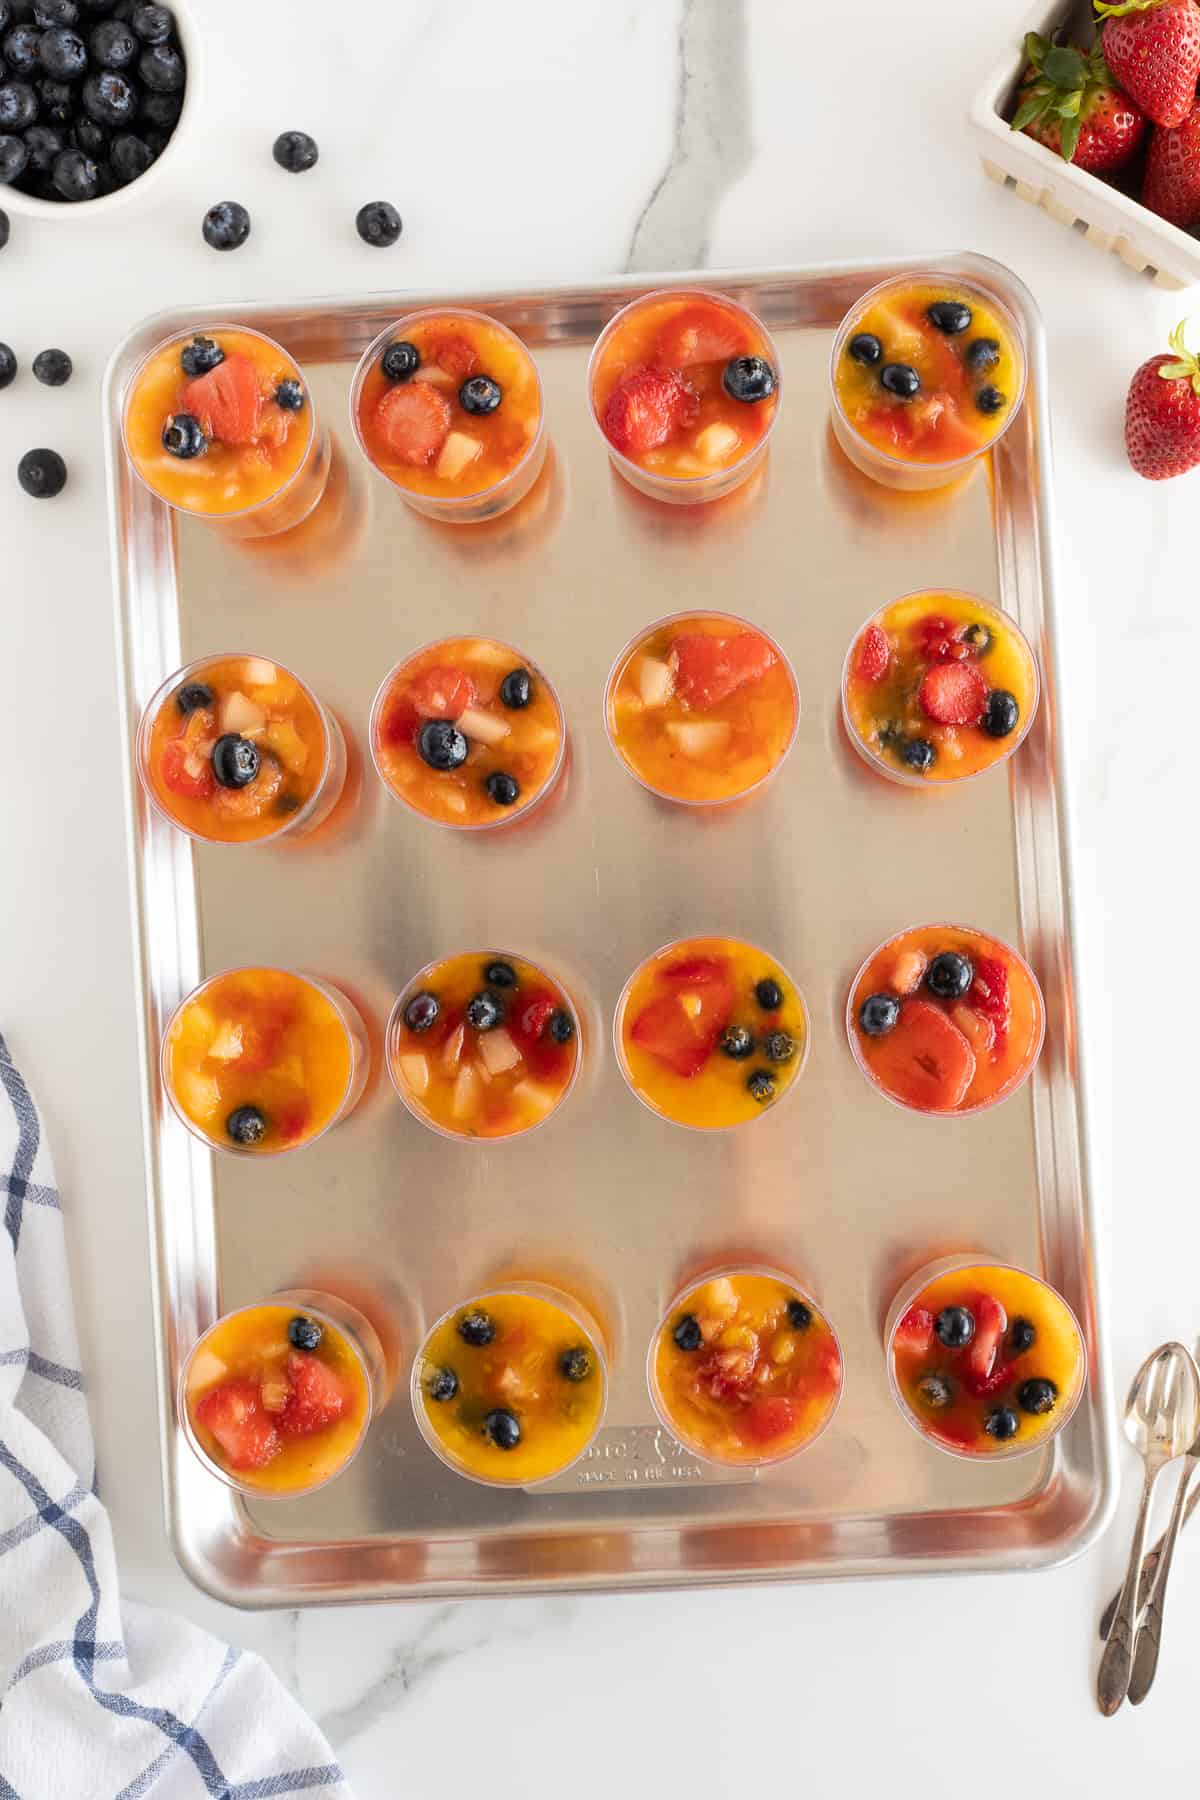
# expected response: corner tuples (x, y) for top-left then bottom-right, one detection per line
(457, 1309), (497, 1348)
(32, 345), (70, 385)
(0, 80), (38, 128)
(427, 1366), (459, 1402)
(917, 1373), (953, 1408)
(355, 199), (401, 247)
(485, 770), (520, 806)
(137, 39), (180, 90)
(287, 1315), (323, 1352)
(403, 991), (440, 1033)
(17, 446), (66, 496)
(272, 127), (318, 173)
(548, 1009), (574, 1044)
(1009, 1317), (1036, 1355)
(722, 354), (776, 403)
(672, 1312), (702, 1352)
(985, 1406), (1020, 1441)
(0, 340), (16, 387)
(754, 977), (783, 1011)
(859, 993), (900, 1037)
(179, 333), (222, 377)
(1018, 1377), (1057, 1416)
(24, 123), (64, 173)
(965, 337), (999, 373)
(961, 622), (992, 653)
(380, 339), (419, 382)
(2, 28), (41, 76)
(983, 689), (1019, 738)
(976, 385), (1006, 416)
(499, 668), (531, 709)
(483, 1407), (521, 1450)
(847, 331), (882, 366)
(161, 411), (205, 458)
(225, 1104), (266, 1147)
(0, 133), (27, 180)
(38, 23), (85, 76)
(786, 1298), (812, 1330)
(901, 736), (936, 772)
(459, 374), (501, 415)
(746, 1069), (776, 1103)
(720, 1024), (754, 1060)
(130, 3), (171, 42)
(880, 363), (920, 400)
(90, 16), (134, 63)
(934, 1305), (975, 1349)
(484, 961), (517, 989)
(418, 718), (468, 772)
(765, 1031), (796, 1064)
(174, 681), (213, 715)
(51, 143), (94, 196)
(274, 378), (305, 411)
(559, 1347), (592, 1382)
(927, 300), (972, 335)
(926, 951), (973, 1000)
(465, 990), (503, 1032)
(110, 129), (151, 182)
(211, 733), (260, 789)
(82, 68), (135, 125)
(202, 199), (250, 251)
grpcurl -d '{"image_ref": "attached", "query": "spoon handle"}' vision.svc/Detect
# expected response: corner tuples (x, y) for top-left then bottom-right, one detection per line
(1098, 1464), (1200, 1640)
(1129, 1453), (1197, 1704)
(1098, 1464), (1159, 1716)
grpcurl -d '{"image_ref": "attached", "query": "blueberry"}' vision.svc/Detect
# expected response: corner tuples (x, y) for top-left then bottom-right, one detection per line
(2, 26), (40, 75)
(483, 1407), (521, 1450)
(466, 990), (503, 1031)
(17, 446), (66, 495)
(211, 733), (260, 789)
(976, 385), (1006, 416)
(0, 79), (37, 127)
(672, 1312), (702, 1352)
(37, 22), (83, 75)
(427, 1366), (458, 1403)
(355, 199), (401, 247)
(1018, 1377), (1058, 1416)
(457, 1309), (496, 1348)
(459, 374), (501, 415)
(417, 717), (467, 771)
(765, 1031), (796, 1064)
(917, 1373), (953, 1409)
(720, 1024), (754, 1060)
(858, 993), (899, 1036)
(202, 199), (250, 251)
(0, 206), (8, 246)
(934, 1306), (975, 1350)
(722, 354), (776, 403)
(548, 1009), (574, 1044)
(272, 127), (318, 173)
(847, 332), (882, 366)
(901, 736), (935, 772)
(926, 951), (973, 1000)
(274, 377), (305, 411)
(82, 66), (133, 123)
(966, 337), (999, 373)
(481, 961), (516, 991)
(786, 1298), (812, 1330)
(138, 84), (179, 128)
(380, 339), (419, 382)
(983, 689), (1019, 738)
(110, 129), (152, 183)
(559, 1347), (592, 1382)
(1009, 1317), (1036, 1355)
(746, 1069), (776, 1103)
(70, 113), (106, 155)
(32, 1), (78, 26)
(23, 122), (63, 171)
(962, 622), (992, 654)
(37, 74), (72, 120)
(225, 1104), (266, 1146)
(50, 142), (94, 196)
(880, 363), (920, 399)
(0, 131), (24, 178)
(129, 2), (170, 42)
(499, 668), (532, 709)
(32, 345), (70, 384)
(161, 411), (205, 458)
(137, 38), (179, 90)
(985, 1407), (1020, 1441)
(287, 1315), (323, 1352)
(403, 990), (439, 1034)
(174, 681), (212, 716)
(928, 300), (972, 335)
(485, 770), (520, 806)
(179, 333), (222, 377)
(754, 977), (783, 1011)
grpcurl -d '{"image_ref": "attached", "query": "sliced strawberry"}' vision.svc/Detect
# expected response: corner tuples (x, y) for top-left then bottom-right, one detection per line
(195, 1380), (281, 1470)
(407, 667), (477, 720)
(961, 1358), (1017, 1400)
(278, 1350), (347, 1438)
(424, 331), (478, 380)
(510, 990), (563, 1078)
(853, 624), (891, 685)
(694, 1343), (759, 1403)
(183, 354), (262, 447)
(653, 304), (748, 370)
(602, 367), (696, 456)
(893, 1305), (935, 1357)
(969, 956), (1011, 1055)
(375, 381), (452, 466)
(951, 1002), (996, 1061)
(963, 1294), (1008, 1391)
(816, 1337), (842, 1388)
(740, 1395), (799, 1444)
(930, 1416), (977, 1451)
(161, 737), (215, 799)
(914, 614), (968, 663)
(382, 695), (420, 748)
(658, 955), (733, 989)
(630, 985), (734, 1079)
(869, 999), (975, 1112)
(918, 660), (988, 726)
(670, 632), (778, 709)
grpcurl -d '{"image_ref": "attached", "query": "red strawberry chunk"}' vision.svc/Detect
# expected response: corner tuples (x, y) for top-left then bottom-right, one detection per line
(424, 332), (478, 380)
(659, 955), (733, 989)
(375, 381), (452, 466)
(408, 667), (477, 720)
(740, 1395), (798, 1444)
(918, 660), (988, 726)
(914, 614), (969, 663)
(510, 990), (563, 1078)
(653, 304), (748, 370)
(630, 979), (734, 1079)
(161, 737), (215, 799)
(894, 1305), (935, 1357)
(278, 1350), (347, 1438)
(670, 632), (778, 709)
(969, 956), (1011, 1055)
(195, 1380), (282, 1470)
(382, 695), (420, 748)
(853, 624), (891, 685)
(602, 367), (696, 456)
(183, 353), (262, 447)
(962, 1358), (1018, 1400)
(964, 1294), (1008, 1389)
(695, 1343), (759, 1403)
(869, 999), (975, 1112)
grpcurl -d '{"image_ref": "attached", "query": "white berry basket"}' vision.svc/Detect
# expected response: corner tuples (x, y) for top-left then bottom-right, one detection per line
(970, 0), (1200, 289)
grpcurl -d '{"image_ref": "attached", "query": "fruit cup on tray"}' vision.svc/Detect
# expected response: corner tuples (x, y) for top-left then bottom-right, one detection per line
(180, 1290), (385, 1495)
(162, 967), (370, 1156)
(387, 952), (581, 1142)
(605, 611), (799, 807)
(615, 936), (808, 1130)
(848, 924), (1044, 1117)
(885, 1257), (1086, 1459)
(830, 274), (1027, 492)
(351, 308), (546, 523)
(369, 636), (565, 831)
(137, 653), (347, 845)
(411, 1283), (607, 1487)
(588, 287), (782, 505)
(649, 1268), (842, 1468)
(842, 590), (1039, 786)
(122, 326), (331, 538)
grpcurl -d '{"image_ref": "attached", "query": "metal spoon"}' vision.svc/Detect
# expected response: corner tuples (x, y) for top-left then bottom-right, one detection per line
(1097, 1342), (1200, 1717)
(1128, 1344), (1200, 1704)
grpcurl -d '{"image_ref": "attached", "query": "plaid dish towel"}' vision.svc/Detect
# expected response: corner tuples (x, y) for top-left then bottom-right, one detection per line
(0, 1035), (352, 1800)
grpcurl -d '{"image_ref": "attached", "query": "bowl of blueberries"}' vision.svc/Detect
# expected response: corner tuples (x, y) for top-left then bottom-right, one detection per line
(0, 0), (196, 217)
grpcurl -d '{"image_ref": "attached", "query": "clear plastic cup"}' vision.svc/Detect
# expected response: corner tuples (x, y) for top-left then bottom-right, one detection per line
(884, 1255), (1087, 1461)
(350, 308), (547, 524)
(121, 324), (332, 539)
(179, 1287), (385, 1497)
(410, 1281), (609, 1487)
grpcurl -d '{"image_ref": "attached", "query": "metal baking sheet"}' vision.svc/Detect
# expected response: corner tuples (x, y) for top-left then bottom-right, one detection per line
(106, 255), (1116, 1605)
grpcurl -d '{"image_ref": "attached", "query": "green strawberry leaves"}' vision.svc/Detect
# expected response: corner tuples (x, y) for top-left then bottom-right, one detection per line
(1012, 34), (1116, 162)
(1159, 319), (1200, 395)
(1094, 0), (1169, 19)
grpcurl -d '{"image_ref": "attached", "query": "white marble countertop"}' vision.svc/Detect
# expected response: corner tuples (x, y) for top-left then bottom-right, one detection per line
(3, 0), (1199, 1790)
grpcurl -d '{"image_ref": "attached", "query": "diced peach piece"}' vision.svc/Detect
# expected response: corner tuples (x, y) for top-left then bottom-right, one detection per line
(478, 1027), (522, 1076)
(436, 431), (483, 482)
(443, 790), (468, 815)
(457, 706), (510, 747)
(412, 365), (456, 387)
(693, 422), (740, 464)
(220, 691), (267, 737)
(175, 1001), (218, 1051)
(664, 719), (732, 758)
(260, 1374), (290, 1414)
(207, 1021), (244, 1062)
(177, 1068), (221, 1122)
(441, 1026), (465, 1075)
(243, 658), (277, 687)
(637, 656), (675, 709)
(452, 1064), (481, 1120)
(952, 1003), (996, 1057)
(770, 1330), (796, 1365)
(680, 993), (703, 1020)
(262, 719), (309, 775)
(888, 950), (927, 995)
(696, 1278), (740, 1340)
(463, 640), (515, 669)
(509, 721), (559, 754)
(399, 1052), (431, 1096)
(188, 1348), (228, 1391)
(511, 1078), (557, 1119)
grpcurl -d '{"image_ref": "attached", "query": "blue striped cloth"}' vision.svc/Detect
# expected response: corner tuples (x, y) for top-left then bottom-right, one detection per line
(0, 1036), (353, 1799)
